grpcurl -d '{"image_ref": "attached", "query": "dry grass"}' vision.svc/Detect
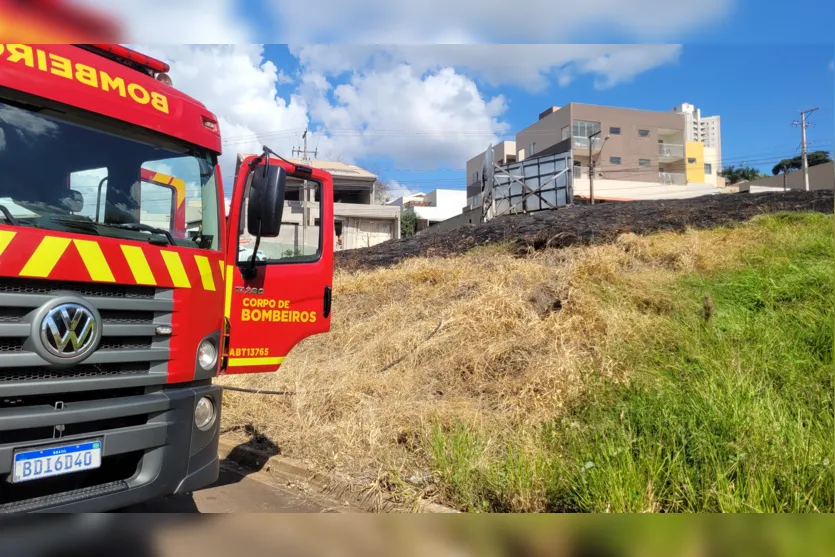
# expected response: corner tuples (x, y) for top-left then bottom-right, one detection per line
(218, 213), (833, 512)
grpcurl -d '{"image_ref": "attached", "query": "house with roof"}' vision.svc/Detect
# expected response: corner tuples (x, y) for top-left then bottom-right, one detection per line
(234, 156), (401, 255)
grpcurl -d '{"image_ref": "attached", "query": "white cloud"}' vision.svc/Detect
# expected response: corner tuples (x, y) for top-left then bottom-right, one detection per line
(132, 44), (315, 186)
(272, 0), (730, 43)
(293, 45), (683, 92)
(300, 64), (509, 169)
(385, 180), (419, 201)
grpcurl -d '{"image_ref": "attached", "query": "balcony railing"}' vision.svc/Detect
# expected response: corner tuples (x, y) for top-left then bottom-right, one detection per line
(659, 172), (687, 185)
(658, 143), (685, 158)
(571, 136), (603, 150)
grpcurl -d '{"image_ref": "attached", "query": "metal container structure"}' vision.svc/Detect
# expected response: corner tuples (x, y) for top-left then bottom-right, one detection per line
(483, 149), (573, 221)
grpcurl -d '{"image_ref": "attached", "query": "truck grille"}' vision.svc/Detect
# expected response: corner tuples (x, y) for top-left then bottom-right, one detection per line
(0, 279), (155, 299)
(0, 363), (151, 383)
(0, 278), (171, 388)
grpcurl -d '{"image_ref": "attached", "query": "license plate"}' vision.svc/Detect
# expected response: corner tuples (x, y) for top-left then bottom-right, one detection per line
(12, 440), (102, 483)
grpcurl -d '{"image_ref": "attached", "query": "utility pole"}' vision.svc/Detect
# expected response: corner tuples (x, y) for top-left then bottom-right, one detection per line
(588, 131), (597, 205)
(291, 127), (318, 161)
(292, 128), (319, 255)
(588, 130), (608, 205)
(793, 107), (818, 192)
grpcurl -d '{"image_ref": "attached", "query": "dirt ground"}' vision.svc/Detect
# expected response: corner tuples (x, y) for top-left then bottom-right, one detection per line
(336, 190), (833, 271)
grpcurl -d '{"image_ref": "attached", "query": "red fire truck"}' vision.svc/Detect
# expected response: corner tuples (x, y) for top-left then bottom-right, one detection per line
(0, 43), (334, 512)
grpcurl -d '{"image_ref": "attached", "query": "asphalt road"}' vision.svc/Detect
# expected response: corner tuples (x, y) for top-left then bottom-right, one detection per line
(120, 461), (350, 513)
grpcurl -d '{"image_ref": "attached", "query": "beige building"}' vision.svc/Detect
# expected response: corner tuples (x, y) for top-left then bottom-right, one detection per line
(466, 102), (726, 204)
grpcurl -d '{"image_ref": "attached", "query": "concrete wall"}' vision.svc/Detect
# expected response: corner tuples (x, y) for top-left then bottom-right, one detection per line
(422, 207), (483, 235)
(573, 176), (722, 201)
(743, 161), (835, 191)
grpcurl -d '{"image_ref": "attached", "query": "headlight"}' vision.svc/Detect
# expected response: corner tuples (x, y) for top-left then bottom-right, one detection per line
(198, 339), (217, 370)
(195, 396), (216, 430)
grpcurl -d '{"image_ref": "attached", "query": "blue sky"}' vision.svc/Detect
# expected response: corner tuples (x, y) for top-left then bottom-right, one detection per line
(258, 44), (833, 192)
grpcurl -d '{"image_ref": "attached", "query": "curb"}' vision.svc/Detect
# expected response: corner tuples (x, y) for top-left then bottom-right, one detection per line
(218, 437), (459, 513)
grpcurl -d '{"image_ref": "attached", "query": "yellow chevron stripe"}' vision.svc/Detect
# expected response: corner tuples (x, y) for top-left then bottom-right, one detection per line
(0, 230), (16, 257)
(160, 250), (190, 288)
(73, 239), (115, 282)
(194, 255), (216, 291)
(20, 236), (71, 277)
(224, 265), (234, 318)
(218, 260), (225, 279)
(121, 245), (156, 285)
(227, 357), (285, 367)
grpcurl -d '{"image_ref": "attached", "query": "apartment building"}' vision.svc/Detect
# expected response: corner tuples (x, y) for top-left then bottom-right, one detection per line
(673, 103), (722, 168)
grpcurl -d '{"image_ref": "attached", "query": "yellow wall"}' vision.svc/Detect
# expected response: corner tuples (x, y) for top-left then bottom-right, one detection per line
(685, 141), (705, 183)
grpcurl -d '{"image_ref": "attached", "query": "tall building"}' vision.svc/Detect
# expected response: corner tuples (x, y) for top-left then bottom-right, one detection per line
(672, 103), (722, 169)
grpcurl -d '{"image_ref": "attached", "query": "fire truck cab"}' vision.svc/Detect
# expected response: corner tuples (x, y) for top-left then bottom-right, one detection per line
(0, 43), (333, 512)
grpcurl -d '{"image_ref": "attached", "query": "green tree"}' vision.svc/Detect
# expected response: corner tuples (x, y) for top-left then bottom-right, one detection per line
(807, 150), (833, 167)
(772, 158), (796, 176)
(400, 208), (417, 237)
(720, 165), (765, 185)
(771, 151), (832, 175)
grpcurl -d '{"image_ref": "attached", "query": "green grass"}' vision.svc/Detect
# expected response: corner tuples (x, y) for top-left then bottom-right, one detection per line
(427, 212), (834, 512)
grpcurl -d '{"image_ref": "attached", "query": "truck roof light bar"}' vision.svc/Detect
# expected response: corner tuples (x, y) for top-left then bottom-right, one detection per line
(78, 44), (170, 76)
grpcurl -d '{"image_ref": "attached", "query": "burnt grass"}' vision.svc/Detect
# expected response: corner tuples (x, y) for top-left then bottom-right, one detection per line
(336, 190), (834, 271)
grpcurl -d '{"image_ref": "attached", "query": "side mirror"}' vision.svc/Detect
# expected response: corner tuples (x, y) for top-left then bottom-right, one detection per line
(62, 189), (85, 214)
(247, 164), (286, 238)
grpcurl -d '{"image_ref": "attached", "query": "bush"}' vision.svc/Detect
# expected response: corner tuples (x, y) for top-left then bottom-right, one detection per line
(401, 208), (418, 237)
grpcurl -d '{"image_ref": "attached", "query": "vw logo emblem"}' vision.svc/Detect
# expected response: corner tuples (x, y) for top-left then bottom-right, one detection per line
(39, 303), (98, 359)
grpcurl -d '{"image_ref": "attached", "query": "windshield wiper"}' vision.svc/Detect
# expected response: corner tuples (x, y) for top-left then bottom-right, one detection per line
(0, 205), (20, 226)
(109, 223), (176, 246)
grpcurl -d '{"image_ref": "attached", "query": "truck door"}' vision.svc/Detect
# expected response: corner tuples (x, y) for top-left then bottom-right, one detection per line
(222, 157), (334, 374)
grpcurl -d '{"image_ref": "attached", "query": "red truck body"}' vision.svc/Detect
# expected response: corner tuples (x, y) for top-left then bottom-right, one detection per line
(0, 43), (334, 512)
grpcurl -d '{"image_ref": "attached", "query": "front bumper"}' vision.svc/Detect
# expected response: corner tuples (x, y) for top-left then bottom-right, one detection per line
(0, 383), (221, 513)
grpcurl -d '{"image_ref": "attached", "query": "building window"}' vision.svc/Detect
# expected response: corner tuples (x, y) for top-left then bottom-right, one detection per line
(472, 172), (479, 183)
(573, 120), (601, 138)
(638, 129), (650, 137)
(704, 163), (712, 174)
(609, 126), (621, 135)
(609, 156), (622, 165)
(688, 157), (697, 164)
(561, 126), (570, 140)
(638, 159), (651, 167)
(529, 143), (536, 156)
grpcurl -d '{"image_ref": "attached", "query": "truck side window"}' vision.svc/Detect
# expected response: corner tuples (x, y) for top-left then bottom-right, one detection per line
(68, 167), (108, 222)
(237, 175), (323, 264)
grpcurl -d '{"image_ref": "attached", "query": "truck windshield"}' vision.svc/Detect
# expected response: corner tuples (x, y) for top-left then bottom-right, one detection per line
(0, 99), (220, 250)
